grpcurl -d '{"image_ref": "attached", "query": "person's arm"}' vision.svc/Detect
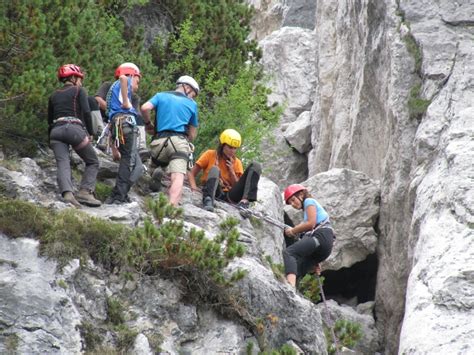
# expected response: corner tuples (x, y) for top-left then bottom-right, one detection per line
(95, 96), (107, 111)
(79, 88), (94, 135)
(188, 164), (202, 191)
(95, 82), (111, 111)
(187, 125), (197, 141)
(285, 204), (317, 237)
(141, 101), (155, 133)
(225, 158), (239, 186)
(120, 76), (131, 109)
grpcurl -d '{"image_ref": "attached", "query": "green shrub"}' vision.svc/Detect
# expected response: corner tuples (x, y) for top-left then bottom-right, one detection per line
(149, 17), (281, 163)
(264, 255), (285, 281)
(106, 297), (126, 326)
(297, 274), (324, 303)
(1, 1), (280, 161)
(129, 195), (247, 288)
(78, 322), (103, 352)
(94, 181), (114, 202)
(401, 22), (431, 120)
(326, 319), (363, 355)
(39, 208), (130, 270)
(408, 83), (431, 120)
(0, 198), (49, 238)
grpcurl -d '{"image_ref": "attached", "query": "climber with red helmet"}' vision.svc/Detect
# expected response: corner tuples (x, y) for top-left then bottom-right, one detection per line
(103, 62), (144, 204)
(141, 75), (200, 206)
(94, 63), (148, 157)
(282, 184), (334, 287)
(188, 129), (261, 212)
(47, 64), (101, 208)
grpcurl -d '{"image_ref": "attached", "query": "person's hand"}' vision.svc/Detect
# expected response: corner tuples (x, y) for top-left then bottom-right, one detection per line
(111, 145), (121, 161)
(314, 263), (322, 276)
(284, 228), (296, 238)
(225, 157), (234, 171)
(121, 101), (132, 109)
(145, 122), (154, 135)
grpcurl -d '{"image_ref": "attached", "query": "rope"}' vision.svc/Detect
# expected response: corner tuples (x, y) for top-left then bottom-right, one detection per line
(317, 275), (340, 354)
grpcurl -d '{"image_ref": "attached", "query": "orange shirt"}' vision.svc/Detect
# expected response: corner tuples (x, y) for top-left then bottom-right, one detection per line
(196, 150), (244, 191)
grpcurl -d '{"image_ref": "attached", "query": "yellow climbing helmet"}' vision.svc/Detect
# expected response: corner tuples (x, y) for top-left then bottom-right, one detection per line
(219, 129), (242, 148)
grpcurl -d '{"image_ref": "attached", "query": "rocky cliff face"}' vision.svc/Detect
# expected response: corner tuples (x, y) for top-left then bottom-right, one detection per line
(0, 156), (379, 354)
(1, 0), (472, 354)
(253, 0), (473, 354)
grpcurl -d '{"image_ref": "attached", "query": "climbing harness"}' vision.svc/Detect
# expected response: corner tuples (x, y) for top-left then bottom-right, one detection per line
(96, 123), (111, 152)
(150, 131), (191, 169)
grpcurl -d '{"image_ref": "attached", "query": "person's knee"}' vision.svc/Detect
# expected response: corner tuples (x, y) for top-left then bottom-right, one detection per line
(249, 161), (262, 175)
(282, 248), (292, 259)
(208, 166), (220, 179)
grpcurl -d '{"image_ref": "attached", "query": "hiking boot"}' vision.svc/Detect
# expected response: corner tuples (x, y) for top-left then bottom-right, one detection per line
(63, 191), (81, 208)
(139, 148), (151, 162)
(203, 196), (214, 212)
(76, 189), (102, 207)
(237, 200), (250, 209)
(150, 169), (163, 192)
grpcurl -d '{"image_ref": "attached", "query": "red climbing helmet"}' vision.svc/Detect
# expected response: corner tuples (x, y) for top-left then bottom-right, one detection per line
(284, 184), (306, 204)
(57, 64), (84, 80)
(114, 62), (141, 79)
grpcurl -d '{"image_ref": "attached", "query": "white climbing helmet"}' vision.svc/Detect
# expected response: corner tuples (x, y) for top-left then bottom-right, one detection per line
(176, 75), (200, 95)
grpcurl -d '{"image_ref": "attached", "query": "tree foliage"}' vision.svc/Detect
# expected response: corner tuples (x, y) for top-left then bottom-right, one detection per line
(0, 0), (280, 160)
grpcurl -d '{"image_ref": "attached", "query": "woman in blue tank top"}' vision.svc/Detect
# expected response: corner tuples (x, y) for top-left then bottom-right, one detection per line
(282, 184), (335, 288)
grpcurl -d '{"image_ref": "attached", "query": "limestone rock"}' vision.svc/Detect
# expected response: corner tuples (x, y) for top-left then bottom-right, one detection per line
(0, 234), (82, 354)
(283, 111), (312, 154)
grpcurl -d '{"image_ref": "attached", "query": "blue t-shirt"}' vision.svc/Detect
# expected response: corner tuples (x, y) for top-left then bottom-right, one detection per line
(303, 198), (329, 225)
(107, 78), (138, 121)
(148, 91), (198, 133)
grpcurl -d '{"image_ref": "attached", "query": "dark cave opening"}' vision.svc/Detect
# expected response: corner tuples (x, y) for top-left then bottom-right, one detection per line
(321, 253), (378, 306)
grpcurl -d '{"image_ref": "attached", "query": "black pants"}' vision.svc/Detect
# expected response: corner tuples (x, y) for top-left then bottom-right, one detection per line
(283, 228), (334, 278)
(202, 162), (261, 203)
(110, 124), (142, 202)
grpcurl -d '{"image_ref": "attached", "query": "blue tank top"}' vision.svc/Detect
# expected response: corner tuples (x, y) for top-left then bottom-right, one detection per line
(303, 198), (329, 224)
(107, 77), (138, 121)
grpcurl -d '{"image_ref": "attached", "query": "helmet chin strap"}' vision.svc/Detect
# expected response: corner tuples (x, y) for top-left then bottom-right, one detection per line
(297, 196), (304, 210)
(181, 84), (191, 98)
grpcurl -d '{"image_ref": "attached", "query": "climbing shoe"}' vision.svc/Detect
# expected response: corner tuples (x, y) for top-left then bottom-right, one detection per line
(63, 191), (81, 208)
(150, 169), (163, 192)
(203, 196), (214, 212)
(139, 148), (151, 162)
(237, 200), (250, 209)
(76, 189), (102, 207)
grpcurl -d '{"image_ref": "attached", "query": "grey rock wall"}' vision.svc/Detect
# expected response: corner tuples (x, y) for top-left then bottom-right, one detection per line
(251, 0), (473, 354)
(397, 1), (474, 354)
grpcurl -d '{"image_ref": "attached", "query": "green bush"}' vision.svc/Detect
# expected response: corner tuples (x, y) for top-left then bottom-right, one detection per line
(0, 198), (49, 238)
(1, 1), (280, 161)
(148, 17), (281, 163)
(408, 83), (431, 120)
(326, 319), (363, 354)
(129, 194), (247, 288)
(0, 1), (156, 156)
(297, 274), (324, 303)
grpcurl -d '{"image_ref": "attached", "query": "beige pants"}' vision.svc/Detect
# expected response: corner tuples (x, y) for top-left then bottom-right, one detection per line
(150, 135), (190, 174)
